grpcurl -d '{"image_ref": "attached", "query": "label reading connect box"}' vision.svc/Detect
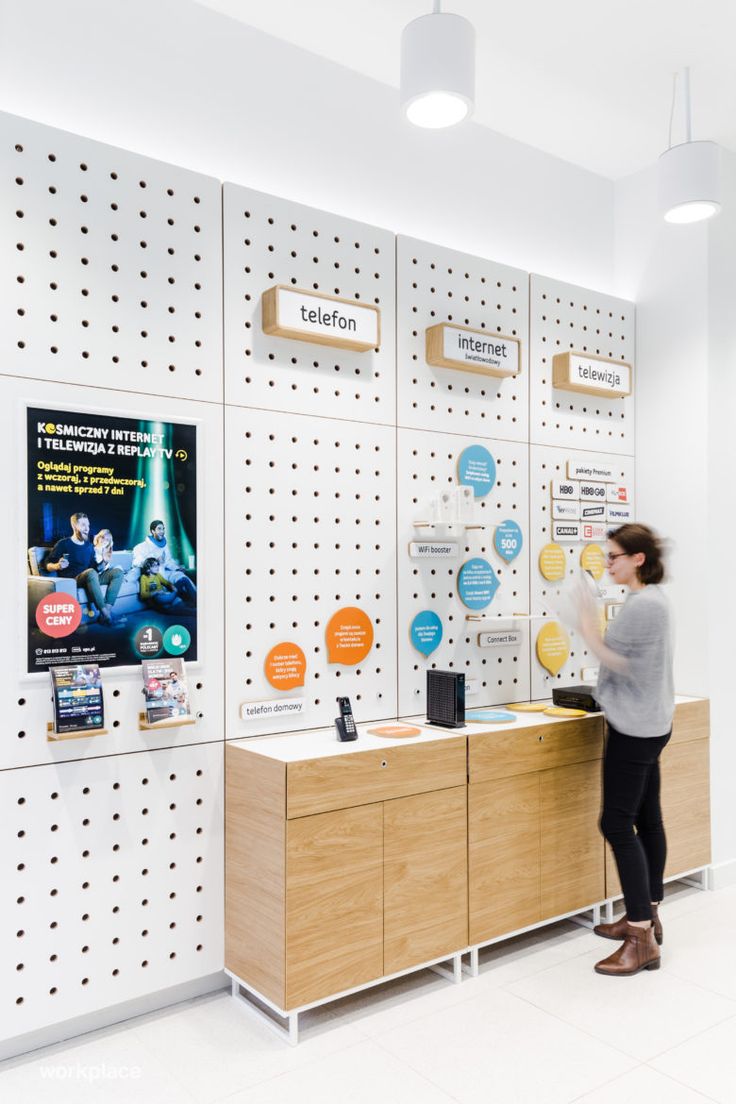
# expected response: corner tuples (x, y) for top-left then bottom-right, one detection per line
(478, 630), (523, 648)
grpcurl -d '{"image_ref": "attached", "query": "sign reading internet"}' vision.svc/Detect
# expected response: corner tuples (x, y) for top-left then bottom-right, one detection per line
(553, 351), (632, 398)
(426, 323), (521, 378)
(262, 285), (380, 352)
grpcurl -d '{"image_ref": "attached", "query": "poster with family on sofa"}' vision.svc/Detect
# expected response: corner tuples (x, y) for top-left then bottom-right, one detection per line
(26, 406), (198, 673)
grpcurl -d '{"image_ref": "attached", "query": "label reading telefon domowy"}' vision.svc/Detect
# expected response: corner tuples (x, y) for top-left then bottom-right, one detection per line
(240, 698), (306, 721)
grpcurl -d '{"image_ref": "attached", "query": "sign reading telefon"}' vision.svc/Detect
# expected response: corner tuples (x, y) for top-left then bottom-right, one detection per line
(262, 285), (380, 351)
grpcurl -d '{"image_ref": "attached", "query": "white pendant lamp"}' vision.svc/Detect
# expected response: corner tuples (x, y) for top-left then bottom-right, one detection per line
(400, 2), (475, 129)
(659, 68), (721, 224)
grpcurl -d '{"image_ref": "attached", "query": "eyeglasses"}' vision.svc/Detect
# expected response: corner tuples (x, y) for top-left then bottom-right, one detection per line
(605, 551), (628, 564)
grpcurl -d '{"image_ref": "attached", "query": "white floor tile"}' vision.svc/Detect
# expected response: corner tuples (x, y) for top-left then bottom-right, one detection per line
(506, 946), (736, 1061)
(373, 985), (636, 1104)
(651, 1016), (736, 1103)
(572, 1062), (717, 1103)
(662, 905), (736, 1001)
(223, 1040), (457, 1104)
(324, 965), (475, 1037)
(472, 921), (600, 990)
(0, 1028), (196, 1104)
(129, 991), (365, 1104)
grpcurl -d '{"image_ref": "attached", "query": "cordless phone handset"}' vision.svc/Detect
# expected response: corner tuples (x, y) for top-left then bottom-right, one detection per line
(335, 696), (358, 741)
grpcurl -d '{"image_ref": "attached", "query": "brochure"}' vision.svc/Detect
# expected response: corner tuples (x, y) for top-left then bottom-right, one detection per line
(50, 665), (105, 735)
(141, 658), (191, 724)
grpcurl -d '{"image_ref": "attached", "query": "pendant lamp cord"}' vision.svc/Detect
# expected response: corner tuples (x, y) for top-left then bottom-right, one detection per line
(668, 71), (678, 150)
(668, 67), (693, 150)
(433, 0), (441, 11)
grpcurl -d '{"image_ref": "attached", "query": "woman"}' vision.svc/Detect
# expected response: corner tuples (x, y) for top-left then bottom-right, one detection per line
(577, 523), (674, 977)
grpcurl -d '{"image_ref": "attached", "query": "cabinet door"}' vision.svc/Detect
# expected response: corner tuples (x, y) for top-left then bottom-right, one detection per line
(286, 804), (383, 1007)
(541, 760), (605, 917)
(662, 738), (711, 877)
(469, 774), (541, 943)
(604, 735), (711, 898)
(384, 786), (468, 974)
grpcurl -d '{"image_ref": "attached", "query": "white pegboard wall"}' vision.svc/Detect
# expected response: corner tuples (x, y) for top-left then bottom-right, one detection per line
(0, 111), (223, 401)
(397, 235), (529, 442)
(223, 184), (395, 423)
(529, 274), (635, 453)
(397, 429), (531, 715)
(0, 741), (224, 1045)
(225, 406), (398, 737)
(1, 375), (225, 771)
(530, 444), (635, 699)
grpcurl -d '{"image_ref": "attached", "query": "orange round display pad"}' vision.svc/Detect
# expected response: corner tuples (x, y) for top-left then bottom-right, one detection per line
(325, 606), (374, 665)
(264, 641), (306, 690)
(367, 724), (421, 739)
(505, 702), (548, 712)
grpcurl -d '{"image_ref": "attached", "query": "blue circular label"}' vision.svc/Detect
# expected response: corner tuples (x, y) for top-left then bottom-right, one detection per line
(163, 624), (191, 656)
(458, 445), (496, 498)
(494, 519), (523, 563)
(410, 610), (443, 656)
(457, 558), (499, 610)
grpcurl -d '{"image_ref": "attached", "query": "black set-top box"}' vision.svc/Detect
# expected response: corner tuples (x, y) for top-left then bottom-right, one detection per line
(426, 670), (465, 728)
(552, 685), (601, 712)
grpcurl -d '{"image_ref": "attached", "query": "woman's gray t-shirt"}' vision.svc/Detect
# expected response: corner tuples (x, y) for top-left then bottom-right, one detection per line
(595, 585), (674, 738)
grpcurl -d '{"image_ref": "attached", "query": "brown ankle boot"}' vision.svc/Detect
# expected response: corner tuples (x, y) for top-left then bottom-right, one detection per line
(594, 922), (660, 976)
(594, 902), (662, 946)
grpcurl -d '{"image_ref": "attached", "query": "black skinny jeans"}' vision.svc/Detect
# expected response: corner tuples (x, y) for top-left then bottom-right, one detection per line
(600, 724), (671, 922)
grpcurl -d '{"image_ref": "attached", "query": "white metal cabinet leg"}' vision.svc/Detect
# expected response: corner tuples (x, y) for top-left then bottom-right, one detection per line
(288, 1012), (299, 1047)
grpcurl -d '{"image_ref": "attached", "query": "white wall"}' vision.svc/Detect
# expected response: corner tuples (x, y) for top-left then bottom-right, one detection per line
(615, 153), (736, 873)
(0, 0), (614, 289)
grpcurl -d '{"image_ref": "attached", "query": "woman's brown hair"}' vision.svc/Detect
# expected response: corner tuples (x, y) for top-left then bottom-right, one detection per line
(607, 523), (666, 585)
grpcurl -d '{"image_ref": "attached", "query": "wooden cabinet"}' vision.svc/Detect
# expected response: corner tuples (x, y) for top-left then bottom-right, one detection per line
(384, 786), (468, 974)
(226, 736), (467, 1011)
(541, 759), (605, 918)
(468, 716), (605, 945)
(605, 699), (711, 897)
(286, 805), (383, 1007)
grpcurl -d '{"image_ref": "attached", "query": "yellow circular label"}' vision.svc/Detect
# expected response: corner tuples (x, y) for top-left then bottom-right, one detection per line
(544, 706), (587, 718)
(580, 544), (606, 581)
(505, 702), (548, 712)
(539, 542), (566, 582)
(536, 621), (570, 676)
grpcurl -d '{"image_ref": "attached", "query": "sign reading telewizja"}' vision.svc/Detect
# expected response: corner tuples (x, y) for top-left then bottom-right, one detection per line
(552, 351), (632, 399)
(262, 285), (380, 352)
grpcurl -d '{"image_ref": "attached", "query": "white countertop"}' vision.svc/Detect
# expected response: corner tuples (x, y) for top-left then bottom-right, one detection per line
(227, 694), (704, 764)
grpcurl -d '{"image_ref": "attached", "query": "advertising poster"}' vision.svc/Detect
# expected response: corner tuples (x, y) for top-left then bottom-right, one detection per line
(27, 407), (197, 672)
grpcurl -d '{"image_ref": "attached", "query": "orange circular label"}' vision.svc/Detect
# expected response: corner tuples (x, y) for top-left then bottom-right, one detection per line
(367, 724), (421, 738)
(326, 606), (374, 665)
(264, 642), (306, 690)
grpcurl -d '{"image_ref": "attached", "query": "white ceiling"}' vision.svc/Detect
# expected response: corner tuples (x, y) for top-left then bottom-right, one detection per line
(196, 0), (736, 179)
